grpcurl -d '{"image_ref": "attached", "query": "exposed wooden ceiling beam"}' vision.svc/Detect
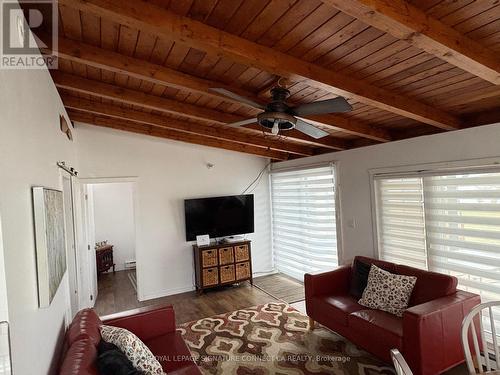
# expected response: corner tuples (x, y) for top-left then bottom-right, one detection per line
(59, 0), (462, 130)
(321, 0), (500, 85)
(50, 35), (267, 109)
(52, 72), (349, 150)
(49, 36), (390, 142)
(52, 71), (242, 125)
(68, 110), (291, 161)
(436, 85), (500, 107)
(62, 96), (316, 156)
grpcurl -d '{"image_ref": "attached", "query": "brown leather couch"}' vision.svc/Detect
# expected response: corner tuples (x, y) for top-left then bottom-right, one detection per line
(59, 305), (201, 374)
(305, 256), (481, 375)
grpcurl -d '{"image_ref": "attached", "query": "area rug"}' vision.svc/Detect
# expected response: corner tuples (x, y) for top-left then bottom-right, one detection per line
(178, 302), (395, 374)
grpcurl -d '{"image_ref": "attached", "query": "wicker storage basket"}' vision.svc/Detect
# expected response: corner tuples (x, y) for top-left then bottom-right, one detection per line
(236, 262), (250, 280)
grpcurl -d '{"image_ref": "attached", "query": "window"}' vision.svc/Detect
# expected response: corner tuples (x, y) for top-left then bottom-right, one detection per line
(374, 170), (500, 303)
(271, 164), (338, 281)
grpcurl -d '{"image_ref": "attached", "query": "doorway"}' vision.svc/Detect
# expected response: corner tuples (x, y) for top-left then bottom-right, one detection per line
(80, 179), (138, 316)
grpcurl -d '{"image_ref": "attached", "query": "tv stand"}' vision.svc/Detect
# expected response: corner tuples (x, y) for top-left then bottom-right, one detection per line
(193, 240), (253, 293)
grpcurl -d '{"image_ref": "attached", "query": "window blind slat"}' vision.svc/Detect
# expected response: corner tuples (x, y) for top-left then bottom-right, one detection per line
(426, 225), (500, 241)
(274, 238), (338, 253)
(427, 248), (500, 268)
(271, 165), (338, 281)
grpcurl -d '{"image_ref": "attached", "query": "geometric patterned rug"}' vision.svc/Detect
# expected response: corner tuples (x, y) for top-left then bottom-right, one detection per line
(178, 302), (395, 374)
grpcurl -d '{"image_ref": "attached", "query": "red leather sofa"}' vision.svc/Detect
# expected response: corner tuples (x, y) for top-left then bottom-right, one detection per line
(59, 304), (201, 374)
(305, 256), (481, 375)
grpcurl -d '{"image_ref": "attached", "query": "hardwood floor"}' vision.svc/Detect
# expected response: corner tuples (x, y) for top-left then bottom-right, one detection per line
(253, 272), (305, 303)
(94, 270), (280, 323)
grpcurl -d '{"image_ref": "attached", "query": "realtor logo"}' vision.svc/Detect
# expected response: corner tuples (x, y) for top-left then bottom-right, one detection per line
(1, 0), (58, 69)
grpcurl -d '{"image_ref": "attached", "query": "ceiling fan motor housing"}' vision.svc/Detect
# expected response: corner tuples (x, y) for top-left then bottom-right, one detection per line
(258, 87), (296, 131)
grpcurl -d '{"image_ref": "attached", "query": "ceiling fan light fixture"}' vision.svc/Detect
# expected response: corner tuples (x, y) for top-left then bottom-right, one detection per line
(257, 112), (296, 132)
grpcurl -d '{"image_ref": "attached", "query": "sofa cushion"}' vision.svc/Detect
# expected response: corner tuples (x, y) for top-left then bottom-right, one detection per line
(349, 257), (396, 299)
(59, 338), (99, 375)
(67, 309), (103, 347)
(359, 265), (417, 317)
(349, 258), (371, 299)
(311, 295), (364, 326)
(395, 264), (458, 306)
(100, 325), (164, 374)
(348, 309), (403, 348)
(145, 331), (198, 374)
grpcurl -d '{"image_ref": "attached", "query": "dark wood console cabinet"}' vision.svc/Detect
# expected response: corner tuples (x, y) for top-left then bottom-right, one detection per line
(193, 240), (253, 293)
(96, 245), (115, 275)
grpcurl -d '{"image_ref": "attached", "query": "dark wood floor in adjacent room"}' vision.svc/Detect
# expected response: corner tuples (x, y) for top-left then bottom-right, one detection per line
(94, 270), (304, 323)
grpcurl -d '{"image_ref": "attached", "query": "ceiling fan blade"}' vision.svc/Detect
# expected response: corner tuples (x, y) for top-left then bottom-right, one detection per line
(226, 118), (258, 127)
(291, 97), (352, 116)
(295, 119), (330, 139)
(209, 88), (266, 110)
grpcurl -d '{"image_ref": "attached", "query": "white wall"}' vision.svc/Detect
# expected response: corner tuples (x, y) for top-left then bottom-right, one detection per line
(0, 68), (76, 374)
(273, 123), (500, 265)
(75, 125), (273, 300)
(91, 182), (136, 271)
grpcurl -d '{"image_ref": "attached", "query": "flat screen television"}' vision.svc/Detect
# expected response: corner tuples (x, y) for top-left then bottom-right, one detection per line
(184, 194), (254, 241)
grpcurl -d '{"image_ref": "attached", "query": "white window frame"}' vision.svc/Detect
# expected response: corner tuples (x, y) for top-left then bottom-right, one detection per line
(269, 161), (344, 275)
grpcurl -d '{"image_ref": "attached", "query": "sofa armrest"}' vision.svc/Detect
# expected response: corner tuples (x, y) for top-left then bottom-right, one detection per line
(402, 290), (480, 375)
(102, 304), (176, 342)
(304, 265), (352, 299)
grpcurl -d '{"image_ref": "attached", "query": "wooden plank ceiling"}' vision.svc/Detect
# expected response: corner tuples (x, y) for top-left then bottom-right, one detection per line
(43, 0), (500, 160)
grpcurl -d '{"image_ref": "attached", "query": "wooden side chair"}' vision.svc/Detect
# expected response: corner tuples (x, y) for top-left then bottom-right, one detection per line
(462, 301), (500, 374)
(391, 348), (413, 375)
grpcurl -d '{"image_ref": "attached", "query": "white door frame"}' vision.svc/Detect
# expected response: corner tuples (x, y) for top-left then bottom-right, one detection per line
(61, 174), (79, 317)
(0, 213), (12, 375)
(78, 177), (141, 301)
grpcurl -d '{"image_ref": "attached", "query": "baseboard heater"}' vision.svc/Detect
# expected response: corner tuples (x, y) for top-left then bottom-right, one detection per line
(124, 260), (136, 270)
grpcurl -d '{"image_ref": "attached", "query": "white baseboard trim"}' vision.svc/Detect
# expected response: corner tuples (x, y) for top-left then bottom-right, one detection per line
(138, 285), (195, 302)
(137, 270), (278, 302)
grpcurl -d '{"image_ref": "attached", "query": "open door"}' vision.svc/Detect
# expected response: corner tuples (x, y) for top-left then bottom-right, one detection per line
(78, 184), (98, 307)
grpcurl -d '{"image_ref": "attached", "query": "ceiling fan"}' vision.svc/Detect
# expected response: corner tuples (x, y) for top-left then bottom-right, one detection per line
(210, 83), (352, 139)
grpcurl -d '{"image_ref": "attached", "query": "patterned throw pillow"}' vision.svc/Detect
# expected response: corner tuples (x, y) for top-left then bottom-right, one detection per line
(358, 265), (417, 317)
(100, 325), (165, 375)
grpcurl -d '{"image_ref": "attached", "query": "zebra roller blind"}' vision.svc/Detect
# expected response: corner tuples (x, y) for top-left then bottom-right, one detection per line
(375, 170), (500, 303)
(271, 165), (338, 281)
(374, 177), (427, 270)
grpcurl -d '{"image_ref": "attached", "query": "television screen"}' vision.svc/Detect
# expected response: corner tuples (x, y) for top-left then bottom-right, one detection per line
(184, 194), (254, 241)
